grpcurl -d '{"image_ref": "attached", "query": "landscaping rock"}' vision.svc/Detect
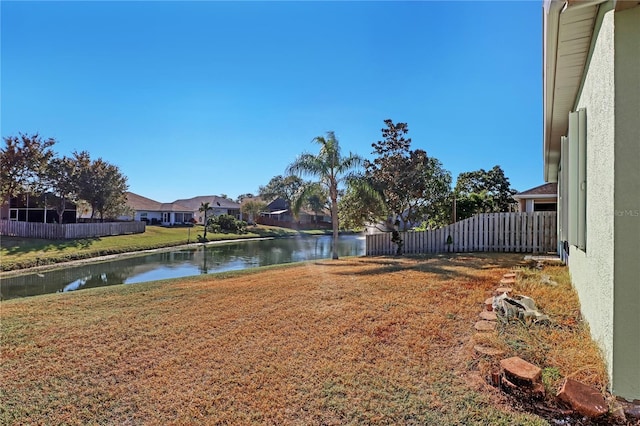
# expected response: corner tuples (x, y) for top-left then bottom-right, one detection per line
(623, 401), (640, 420)
(479, 310), (497, 321)
(557, 378), (608, 418)
(474, 320), (497, 332)
(500, 278), (516, 285)
(503, 272), (517, 279)
(493, 293), (550, 324)
(474, 345), (505, 357)
(485, 297), (494, 311)
(500, 356), (541, 385)
(494, 287), (513, 296)
(500, 376), (545, 399)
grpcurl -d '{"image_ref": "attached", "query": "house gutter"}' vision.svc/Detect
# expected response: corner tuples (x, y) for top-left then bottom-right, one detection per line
(543, 0), (565, 183)
(513, 194), (558, 200)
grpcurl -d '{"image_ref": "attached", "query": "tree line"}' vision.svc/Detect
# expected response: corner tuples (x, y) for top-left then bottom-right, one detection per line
(1, 133), (129, 222)
(253, 119), (517, 258)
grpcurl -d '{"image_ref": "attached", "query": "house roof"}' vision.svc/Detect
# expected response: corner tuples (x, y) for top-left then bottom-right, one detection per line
(172, 195), (240, 211)
(543, 0), (607, 182)
(513, 183), (558, 199)
(125, 192), (192, 213)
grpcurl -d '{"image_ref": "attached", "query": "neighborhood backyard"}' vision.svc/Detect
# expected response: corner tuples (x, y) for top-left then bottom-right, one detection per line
(0, 254), (614, 425)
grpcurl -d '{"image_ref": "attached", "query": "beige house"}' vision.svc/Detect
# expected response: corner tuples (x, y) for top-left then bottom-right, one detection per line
(121, 192), (194, 225)
(543, 0), (639, 400)
(172, 195), (241, 224)
(513, 183), (557, 212)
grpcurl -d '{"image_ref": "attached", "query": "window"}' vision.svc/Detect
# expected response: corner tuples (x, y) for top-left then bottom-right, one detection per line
(534, 202), (557, 212)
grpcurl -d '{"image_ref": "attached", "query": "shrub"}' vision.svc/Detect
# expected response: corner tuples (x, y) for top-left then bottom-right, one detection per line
(206, 215), (247, 234)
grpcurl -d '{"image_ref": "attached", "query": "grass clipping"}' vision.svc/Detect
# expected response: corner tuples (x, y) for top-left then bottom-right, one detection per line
(1, 254), (603, 425)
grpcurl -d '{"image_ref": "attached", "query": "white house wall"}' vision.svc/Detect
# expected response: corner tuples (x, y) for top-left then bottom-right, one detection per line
(612, 5), (640, 399)
(566, 5), (640, 400)
(568, 8), (616, 388)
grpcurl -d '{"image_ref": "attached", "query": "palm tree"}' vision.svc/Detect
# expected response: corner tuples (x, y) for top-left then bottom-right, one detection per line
(287, 132), (363, 259)
(199, 202), (212, 240)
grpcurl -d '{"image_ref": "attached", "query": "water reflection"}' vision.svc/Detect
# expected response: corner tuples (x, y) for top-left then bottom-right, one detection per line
(1, 235), (364, 300)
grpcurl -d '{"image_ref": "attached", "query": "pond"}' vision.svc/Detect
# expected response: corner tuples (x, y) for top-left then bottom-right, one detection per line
(1, 235), (365, 300)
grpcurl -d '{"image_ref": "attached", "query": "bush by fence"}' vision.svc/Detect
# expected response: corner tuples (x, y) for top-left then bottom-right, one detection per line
(0, 220), (146, 240)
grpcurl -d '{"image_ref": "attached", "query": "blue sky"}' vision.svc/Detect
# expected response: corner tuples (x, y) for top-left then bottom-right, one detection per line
(1, 1), (543, 203)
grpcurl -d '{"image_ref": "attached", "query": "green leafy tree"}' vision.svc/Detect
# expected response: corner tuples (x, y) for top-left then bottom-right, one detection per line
(74, 151), (128, 221)
(454, 165), (517, 220)
(236, 193), (255, 203)
(364, 120), (452, 254)
(45, 156), (79, 223)
(1, 133), (56, 204)
(290, 182), (328, 224)
(240, 199), (267, 224)
(258, 175), (304, 207)
(338, 179), (386, 231)
(287, 131), (363, 259)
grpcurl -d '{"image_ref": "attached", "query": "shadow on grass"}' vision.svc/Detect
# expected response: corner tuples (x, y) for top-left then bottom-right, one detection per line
(331, 253), (528, 279)
(1, 236), (99, 255)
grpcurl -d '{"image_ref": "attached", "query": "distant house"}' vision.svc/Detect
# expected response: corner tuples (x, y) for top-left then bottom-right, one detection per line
(172, 195), (241, 224)
(513, 183), (557, 212)
(543, 0), (639, 400)
(258, 197), (331, 228)
(122, 192), (194, 225)
(0, 193), (77, 223)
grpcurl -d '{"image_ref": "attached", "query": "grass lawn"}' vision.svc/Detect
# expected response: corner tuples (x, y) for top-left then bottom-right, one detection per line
(0, 254), (608, 425)
(0, 224), (305, 272)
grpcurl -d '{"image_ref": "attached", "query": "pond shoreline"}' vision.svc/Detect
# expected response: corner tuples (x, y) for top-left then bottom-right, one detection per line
(0, 237), (279, 278)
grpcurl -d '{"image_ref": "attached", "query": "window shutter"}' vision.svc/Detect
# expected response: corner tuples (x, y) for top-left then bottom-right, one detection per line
(568, 112), (579, 246)
(567, 109), (587, 251)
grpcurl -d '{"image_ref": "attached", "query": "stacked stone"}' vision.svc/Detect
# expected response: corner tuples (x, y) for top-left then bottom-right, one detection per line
(473, 271), (518, 357)
(479, 272), (612, 421)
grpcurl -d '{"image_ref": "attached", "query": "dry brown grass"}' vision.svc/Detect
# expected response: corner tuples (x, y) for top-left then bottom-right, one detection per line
(0, 254), (604, 425)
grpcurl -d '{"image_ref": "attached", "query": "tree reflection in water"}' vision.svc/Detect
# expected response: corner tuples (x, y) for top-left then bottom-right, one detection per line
(1, 235), (364, 300)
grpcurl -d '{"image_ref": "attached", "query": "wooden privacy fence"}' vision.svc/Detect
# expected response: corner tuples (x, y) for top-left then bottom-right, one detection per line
(0, 220), (146, 240)
(366, 212), (557, 256)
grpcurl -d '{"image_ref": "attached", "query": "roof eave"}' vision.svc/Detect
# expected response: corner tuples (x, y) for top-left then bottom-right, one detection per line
(513, 194), (558, 200)
(543, 0), (565, 183)
(543, 0), (605, 183)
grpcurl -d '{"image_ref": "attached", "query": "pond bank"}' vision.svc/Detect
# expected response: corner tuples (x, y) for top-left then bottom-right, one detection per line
(0, 237), (278, 278)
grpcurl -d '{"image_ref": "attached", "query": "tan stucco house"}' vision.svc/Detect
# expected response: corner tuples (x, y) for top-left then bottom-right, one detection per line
(513, 183), (557, 212)
(172, 195), (241, 224)
(543, 0), (639, 400)
(122, 192), (194, 225)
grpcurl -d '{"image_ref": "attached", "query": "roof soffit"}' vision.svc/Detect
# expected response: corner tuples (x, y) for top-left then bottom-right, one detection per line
(543, 0), (604, 181)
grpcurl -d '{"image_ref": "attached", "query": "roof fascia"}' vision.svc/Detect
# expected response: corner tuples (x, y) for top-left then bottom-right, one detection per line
(543, 0), (565, 182)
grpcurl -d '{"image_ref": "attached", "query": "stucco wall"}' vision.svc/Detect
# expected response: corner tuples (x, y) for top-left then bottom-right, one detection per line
(570, 9), (616, 382)
(612, 5), (640, 399)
